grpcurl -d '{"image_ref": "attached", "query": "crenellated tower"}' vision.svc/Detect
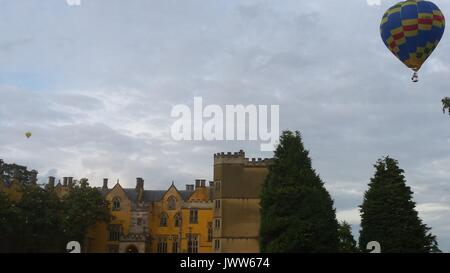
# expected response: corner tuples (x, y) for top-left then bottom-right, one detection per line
(212, 150), (272, 253)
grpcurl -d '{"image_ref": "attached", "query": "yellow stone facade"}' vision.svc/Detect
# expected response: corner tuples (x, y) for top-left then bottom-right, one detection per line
(212, 151), (272, 253)
(84, 178), (214, 253)
(1, 151), (271, 253)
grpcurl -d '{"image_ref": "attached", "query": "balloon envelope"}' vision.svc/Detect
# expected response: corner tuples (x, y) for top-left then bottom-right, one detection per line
(25, 132), (32, 138)
(380, 0), (445, 72)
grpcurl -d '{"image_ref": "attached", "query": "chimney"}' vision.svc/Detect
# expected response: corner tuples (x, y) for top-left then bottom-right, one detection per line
(48, 176), (55, 188)
(136, 178), (144, 203)
(63, 177), (68, 186)
(200, 179), (206, 187)
(136, 177), (144, 191)
(209, 181), (215, 199)
(186, 184), (195, 191)
(195, 179), (201, 189)
(102, 178), (109, 190)
(68, 177), (74, 188)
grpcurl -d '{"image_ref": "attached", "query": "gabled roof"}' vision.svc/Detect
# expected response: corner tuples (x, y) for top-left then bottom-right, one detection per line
(143, 190), (166, 202)
(118, 189), (193, 202)
(98, 182), (196, 202)
(179, 190), (194, 200)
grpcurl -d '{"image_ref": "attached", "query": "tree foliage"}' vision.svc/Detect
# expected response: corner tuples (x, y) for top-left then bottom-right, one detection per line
(442, 97), (450, 115)
(260, 130), (340, 252)
(359, 157), (440, 253)
(0, 179), (110, 253)
(0, 191), (21, 252)
(62, 178), (111, 243)
(338, 221), (358, 253)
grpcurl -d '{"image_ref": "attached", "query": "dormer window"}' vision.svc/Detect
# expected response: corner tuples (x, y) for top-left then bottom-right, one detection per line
(112, 197), (121, 211)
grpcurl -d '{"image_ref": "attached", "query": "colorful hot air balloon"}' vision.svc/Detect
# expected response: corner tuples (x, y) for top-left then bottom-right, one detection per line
(25, 131), (32, 138)
(380, 0), (445, 82)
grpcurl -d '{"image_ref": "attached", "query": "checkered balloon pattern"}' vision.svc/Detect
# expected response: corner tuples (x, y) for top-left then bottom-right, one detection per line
(380, 0), (445, 72)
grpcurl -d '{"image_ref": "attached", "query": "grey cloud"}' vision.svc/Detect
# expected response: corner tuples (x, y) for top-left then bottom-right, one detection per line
(0, 37), (33, 52)
(53, 93), (104, 111)
(1, 0), (450, 251)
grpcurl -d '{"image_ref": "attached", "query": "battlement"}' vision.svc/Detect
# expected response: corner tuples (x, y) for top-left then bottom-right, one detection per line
(214, 150), (246, 159)
(214, 150), (272, 166)
(244, 157), (273, 166)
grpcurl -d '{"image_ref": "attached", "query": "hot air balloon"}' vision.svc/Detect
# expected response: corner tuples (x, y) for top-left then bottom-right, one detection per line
(380, 0), (445, 82)
(25, 131), (32, 138)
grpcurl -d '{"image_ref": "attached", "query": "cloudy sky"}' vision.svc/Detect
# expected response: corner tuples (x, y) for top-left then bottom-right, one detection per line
(1, 0), (450, 251)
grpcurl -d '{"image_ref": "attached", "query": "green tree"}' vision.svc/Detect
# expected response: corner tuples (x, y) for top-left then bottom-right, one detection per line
(260, 130), (340, 252)
(338, 221), (358, 253)
(359, 157), (440, 253)
(61, 178), (111, 244)
(1, 179), (111, 252)
(442, 97), (450, 115)
(0, 191), (21, 252)
(17, 185), (65, 252)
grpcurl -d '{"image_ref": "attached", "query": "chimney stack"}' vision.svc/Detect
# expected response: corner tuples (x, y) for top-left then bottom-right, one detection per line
(200, 179), (206, 187)
(195, 179), (200, 189)
(186, 184), (195, 191)
(136, 178), (144, 203)
(48, 176), (55, 188)
(209, 181), (215, 199)
(63, 177), (68, 187)
(136, 177), (144, 191)
(102, 178), (109, 190)
(68, 177), (74, 188)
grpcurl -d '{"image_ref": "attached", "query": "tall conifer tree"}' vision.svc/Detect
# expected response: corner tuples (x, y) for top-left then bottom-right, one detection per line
(338, 221), (358, 253)
(260, 130), (339, 252)
(359, 157), (440, 253)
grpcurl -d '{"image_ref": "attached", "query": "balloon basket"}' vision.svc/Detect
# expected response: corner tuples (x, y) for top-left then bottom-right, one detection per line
(411, 71), (418, 83)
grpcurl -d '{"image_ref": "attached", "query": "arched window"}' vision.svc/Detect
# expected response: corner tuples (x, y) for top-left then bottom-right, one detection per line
(157, 237), (167, 253)
(160, 213), (168, 227)
(112, 197), (121, 211)
(174, 213), (182, 227)
(167, 196), (177, 210)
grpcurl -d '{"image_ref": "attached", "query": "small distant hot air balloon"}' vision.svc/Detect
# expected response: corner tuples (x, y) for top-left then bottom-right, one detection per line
(380, 0), (445, 82)
(25, 131), (32, 139)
